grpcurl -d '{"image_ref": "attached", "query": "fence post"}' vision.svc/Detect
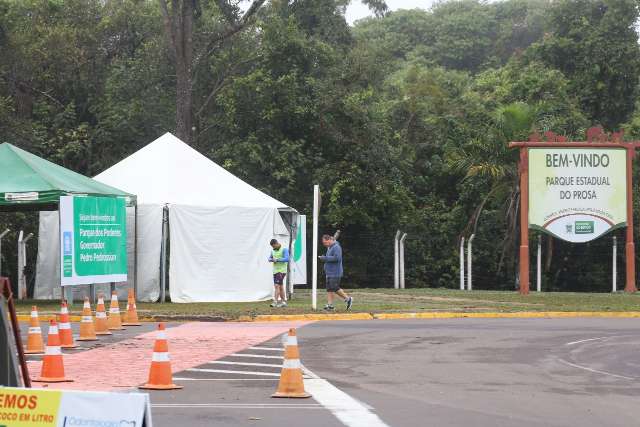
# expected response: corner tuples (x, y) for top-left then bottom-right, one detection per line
(399, 233), (407, 289)
(467, 234), (475, 291)
(311, 185), (319, 310)
(459, 237), (465, 290)
(536, 236), (542, 292)
(613, 235), (617, 293)
(394, 230), (401, 289)
(0, 229), (8, 277)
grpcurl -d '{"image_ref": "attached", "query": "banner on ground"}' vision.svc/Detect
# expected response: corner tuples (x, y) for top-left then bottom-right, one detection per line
(292, 215), (307, 285)
(528, 147), (627, 243)
(59, 195), (128, 285)
(0, 387), (151, 427)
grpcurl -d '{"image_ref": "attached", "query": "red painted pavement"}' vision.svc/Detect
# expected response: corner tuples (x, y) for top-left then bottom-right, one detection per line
(30, 321), (310, 391)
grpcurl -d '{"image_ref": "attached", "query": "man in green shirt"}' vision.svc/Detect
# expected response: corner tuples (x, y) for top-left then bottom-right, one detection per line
(268, 239), (290, 308)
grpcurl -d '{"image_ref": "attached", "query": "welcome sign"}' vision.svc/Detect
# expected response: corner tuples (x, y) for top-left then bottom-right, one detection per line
(60, 195), (128, 285)
(528, 148), (627, 243)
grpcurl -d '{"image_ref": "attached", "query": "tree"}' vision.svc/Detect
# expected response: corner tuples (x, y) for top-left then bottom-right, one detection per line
(529, 0), (640, 128)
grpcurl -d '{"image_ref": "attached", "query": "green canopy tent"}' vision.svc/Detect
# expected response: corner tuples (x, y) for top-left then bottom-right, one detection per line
(0, 143), (134, 210)
(0, 142), (137, 301)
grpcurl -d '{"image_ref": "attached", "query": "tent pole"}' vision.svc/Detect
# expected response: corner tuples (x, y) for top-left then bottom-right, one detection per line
(160, 205), (168, 303)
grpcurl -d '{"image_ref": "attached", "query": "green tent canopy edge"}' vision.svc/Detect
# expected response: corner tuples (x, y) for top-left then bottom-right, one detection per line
(0, 142), (135, 210)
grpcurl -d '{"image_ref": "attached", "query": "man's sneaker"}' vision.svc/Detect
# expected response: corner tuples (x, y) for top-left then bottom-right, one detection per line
(345, 297), (353, 311)
(270, 301), (278, 308)
(277, 301), (287, 308)
(323, 304), (335, 311)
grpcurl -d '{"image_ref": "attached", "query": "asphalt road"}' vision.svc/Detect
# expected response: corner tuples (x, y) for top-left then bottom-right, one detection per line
(150, 318), (640, 427)
(299, 318), (640, 427)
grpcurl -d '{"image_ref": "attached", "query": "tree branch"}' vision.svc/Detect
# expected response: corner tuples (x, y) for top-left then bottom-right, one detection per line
(158, 0), (177, 59)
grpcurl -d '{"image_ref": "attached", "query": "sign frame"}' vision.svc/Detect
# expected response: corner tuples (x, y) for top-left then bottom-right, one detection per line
(509, 128), (638, 295)
(59, 195), (128, 286)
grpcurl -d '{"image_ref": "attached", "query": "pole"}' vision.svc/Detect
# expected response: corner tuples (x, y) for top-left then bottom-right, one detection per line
(459, 237), (465, 290)
(625, 146), (637, 292)
(159, 205), (169, 303)
(311, 185), (319, 310)
(21, 233), (33, 299)
(519, 148), (530, 295)
(133, 203), (138, 301)
(394, 230), (400, 289)
(536, 236), (542, 292)
(467, 234), (475, 291)
(0, 229), (9, 276)
(399, 233), (407, 289)
(17, 231), (24, 300)
(613, 235), (617, 293)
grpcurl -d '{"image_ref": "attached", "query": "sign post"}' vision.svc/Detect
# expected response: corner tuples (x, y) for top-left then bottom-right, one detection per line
(510, 128), (638, 294)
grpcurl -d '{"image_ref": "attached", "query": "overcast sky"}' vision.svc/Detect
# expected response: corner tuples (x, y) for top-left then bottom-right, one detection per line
(345, 0), (431, 24)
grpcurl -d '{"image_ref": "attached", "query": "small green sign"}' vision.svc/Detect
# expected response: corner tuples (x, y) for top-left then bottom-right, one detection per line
(60, 195), (127, 285)
(575, 221), (595, 234)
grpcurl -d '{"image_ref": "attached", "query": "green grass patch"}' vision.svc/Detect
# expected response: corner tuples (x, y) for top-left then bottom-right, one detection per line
(13, 288), (640, 320)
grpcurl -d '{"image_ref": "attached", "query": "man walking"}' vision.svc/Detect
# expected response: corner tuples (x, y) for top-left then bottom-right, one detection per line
(269, 239), (289, 307)
(319, 234), (353, 311)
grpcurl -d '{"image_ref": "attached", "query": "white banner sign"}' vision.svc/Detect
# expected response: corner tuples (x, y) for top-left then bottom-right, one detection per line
(292, 215), (307, 285)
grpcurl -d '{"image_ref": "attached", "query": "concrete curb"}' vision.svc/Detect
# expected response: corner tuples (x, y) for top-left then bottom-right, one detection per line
(16, 311), (640, 323)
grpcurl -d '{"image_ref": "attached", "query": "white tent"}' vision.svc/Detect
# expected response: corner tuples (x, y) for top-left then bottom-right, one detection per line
(36, 133), (297, 302)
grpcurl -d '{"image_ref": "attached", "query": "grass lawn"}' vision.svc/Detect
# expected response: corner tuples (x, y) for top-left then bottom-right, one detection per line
(12, 288), (640, 320)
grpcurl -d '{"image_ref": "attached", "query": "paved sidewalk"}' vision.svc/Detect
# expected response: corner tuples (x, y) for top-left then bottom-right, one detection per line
(29, 321), (308, 391)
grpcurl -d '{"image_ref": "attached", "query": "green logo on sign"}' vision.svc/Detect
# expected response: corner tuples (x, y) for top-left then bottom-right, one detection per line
(575, 221), (594, 234)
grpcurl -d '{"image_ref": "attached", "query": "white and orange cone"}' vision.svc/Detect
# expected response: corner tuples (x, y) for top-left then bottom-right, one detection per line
(139, 323), (183, 390)
(24, 306), (45, 354)
(58, 301), (77, 348)
(34, 319), (73, 383)
(272, 328), (310, 398)
(107, 290), (125, 330)
(122, 288), (141, 326)
(94, 293), (112, 336)
(77, 297), (98, 341)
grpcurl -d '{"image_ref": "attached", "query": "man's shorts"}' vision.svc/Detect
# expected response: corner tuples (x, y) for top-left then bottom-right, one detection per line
(273, 273), (286, 285)
(326, 276), (341, 292)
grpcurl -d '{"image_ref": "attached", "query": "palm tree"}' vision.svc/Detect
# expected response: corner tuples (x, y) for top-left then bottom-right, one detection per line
(448, 102), (537, 274)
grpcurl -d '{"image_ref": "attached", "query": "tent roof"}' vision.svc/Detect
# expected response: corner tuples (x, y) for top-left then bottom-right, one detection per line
(94, 133), (291, 209)
(0, 142), (133, 209)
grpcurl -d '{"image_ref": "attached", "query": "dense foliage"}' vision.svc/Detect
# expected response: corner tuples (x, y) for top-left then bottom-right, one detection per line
(1, 0), (640, 292)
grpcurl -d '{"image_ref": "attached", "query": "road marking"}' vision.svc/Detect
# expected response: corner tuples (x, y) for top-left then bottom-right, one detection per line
(173, 377), (278, 381)
(186, 368), (282, 377)
(557, 358), (636, 380)
(209, 360), (282, 368)
(152, 403), (322, 409)
(565, 337), (609, 346)
(249, 346), (284, 351)
(229, 353), (284, 360)
(302, 367), (390, 427)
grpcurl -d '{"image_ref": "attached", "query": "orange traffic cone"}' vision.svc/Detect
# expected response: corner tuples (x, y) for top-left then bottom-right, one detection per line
(107, 291), (125, 330)
(34, 319), (73, 383)
(94, 293), (112, 336)
(122, 288), (141, 326)
(58, 301), (77, 348)
(272, 328), (310, 398)
(139, 323), (183, 390)
(77, 297), (98, 341)
(24, 306), (45, 354)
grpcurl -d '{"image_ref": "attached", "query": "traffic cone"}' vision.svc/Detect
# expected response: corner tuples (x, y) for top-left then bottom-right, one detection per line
(139, 323), (183, 390)
(24, 306), (45, 354)
(122, 288), (141, 326)
(58, 301), (77, 348)
(107, 290), (125, 330)
(272, 328), (310, 398)
(95, 293), (112, 336)
(77, 297), (98, 341)
(34, 319), (73, 383)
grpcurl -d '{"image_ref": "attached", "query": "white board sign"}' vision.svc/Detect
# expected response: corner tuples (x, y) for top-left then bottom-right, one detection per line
(292, 215), (307, 285)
